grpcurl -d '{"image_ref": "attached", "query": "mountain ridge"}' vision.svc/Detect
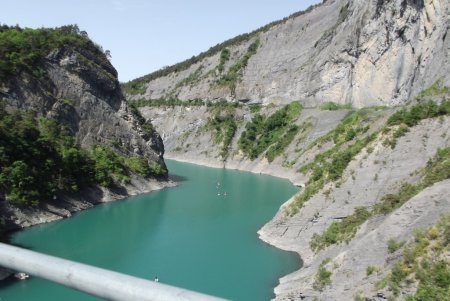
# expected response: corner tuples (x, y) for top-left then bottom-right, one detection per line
(124, 0), (449, 108)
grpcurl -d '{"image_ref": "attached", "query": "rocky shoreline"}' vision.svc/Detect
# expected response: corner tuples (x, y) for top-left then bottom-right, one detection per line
(164, 153), (306, 296)
(0, 175), (174, 280)
(2, 175), (174, 232)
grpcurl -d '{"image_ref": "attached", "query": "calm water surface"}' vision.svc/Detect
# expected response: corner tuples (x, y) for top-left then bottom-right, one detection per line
(0, 160), (300, 300)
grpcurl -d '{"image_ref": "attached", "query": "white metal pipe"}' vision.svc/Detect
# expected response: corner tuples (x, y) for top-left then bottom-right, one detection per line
(0, 242), (227, 301)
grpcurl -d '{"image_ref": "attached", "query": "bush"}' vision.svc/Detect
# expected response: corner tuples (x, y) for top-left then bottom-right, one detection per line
(381, 214), (450, 300)
(366, 265), (379, 276)
(313, 258), (332, 290)
(0, 108), (95, 206)
(310, 207), (371, 252)
(238, 102), (302, 160)
(387, 100), (449, 127)
(387, 239), (406, 254)
(205, 113), (237, 158)
(217, 48), (230, 73)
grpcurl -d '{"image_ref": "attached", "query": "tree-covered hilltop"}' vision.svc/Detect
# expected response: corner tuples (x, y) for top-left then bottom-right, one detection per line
(0, 25), (168, 212)
(0, 24), (113, 84)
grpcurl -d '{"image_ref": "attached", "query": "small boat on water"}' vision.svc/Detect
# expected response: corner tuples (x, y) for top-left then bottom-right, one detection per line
(14, 272), (29, 280)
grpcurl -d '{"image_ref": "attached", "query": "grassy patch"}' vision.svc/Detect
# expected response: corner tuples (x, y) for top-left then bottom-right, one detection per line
(238, 102), (302, 160)
(416, 81), (450, 99)
(288, 132), (377, 216)
(217, 48), (230, 73)
(303, 110), (370, 154)
(387, 239), (406, 254)
(374, 147), (450, 215)
(366, 265), (380, 276)
(310, 207), (371, 252)
(291, 109), (384, 216)
(266, 125), (299, 162)
(313, 258), (333, 290)
(216, 38), (260, 93)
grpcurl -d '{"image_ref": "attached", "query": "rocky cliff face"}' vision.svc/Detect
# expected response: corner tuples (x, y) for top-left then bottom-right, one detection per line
(127, 0), (449, 108)
(2, 46), (165, 165)
(0, 27), (168, 231)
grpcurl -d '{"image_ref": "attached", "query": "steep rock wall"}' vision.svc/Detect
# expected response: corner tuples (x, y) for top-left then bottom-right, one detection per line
(0, 30), (169, 231)
(128, 0), (449, 108)
(1, 46), (165, 168)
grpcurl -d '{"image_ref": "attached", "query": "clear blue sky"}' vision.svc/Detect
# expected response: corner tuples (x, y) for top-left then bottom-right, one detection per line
(1, 0), (320, 82)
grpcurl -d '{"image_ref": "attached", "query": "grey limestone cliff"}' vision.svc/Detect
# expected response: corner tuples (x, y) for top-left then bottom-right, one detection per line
(128, 0), (449, 108)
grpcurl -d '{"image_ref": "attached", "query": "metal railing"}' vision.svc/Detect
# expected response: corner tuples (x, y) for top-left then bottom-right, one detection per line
(0, 243), (228, 301)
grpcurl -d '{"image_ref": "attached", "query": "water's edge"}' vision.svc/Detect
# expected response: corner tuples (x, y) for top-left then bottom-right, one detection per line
(0, 178), (175, 280)
(164, 154), (304, 299)
(2, 156), (302, 299)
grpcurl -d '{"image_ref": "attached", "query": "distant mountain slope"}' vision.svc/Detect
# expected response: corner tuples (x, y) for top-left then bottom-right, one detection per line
(124, 0), (449, 108)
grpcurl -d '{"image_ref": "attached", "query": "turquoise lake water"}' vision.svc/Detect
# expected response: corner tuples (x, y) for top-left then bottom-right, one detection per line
(0, 160), (300, 300)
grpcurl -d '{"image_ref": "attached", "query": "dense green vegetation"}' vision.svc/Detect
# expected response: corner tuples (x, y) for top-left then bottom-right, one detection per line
(0, 108), (94, 206)
(205, 113), (237, 159)
(0, 24), (108, 83)
(376, 215), (450, 299)
(0, 107), (163, 207)
(265, 124), (299, 162)
(387, 239), (406, 254)
(122, 2), (323, 95)
(238, 102), (302, 160)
